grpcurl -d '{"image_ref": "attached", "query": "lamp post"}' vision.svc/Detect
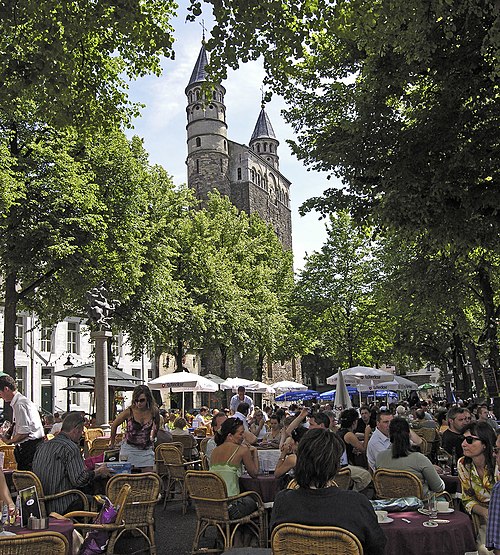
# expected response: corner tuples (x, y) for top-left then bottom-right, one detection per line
(63, 356), (74, 412)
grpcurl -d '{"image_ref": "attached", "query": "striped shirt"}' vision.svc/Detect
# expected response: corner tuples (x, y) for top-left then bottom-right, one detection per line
(32, 432), (93, 514)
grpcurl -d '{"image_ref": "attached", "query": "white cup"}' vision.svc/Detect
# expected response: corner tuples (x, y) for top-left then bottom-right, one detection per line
(375, 510), (388, 523)
(436, 500), (449, 512)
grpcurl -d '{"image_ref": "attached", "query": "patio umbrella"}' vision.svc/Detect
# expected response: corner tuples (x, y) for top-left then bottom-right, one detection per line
(62, 380), (138, 391)
(319, 387), (358, 401)
(358, 375), (418, 392)
(147, 371), (218, 414)
(54, 363), (141, 382)
(418, 382), (438, 390)
(218, 377), (254, 391)
(246, 381), (276, 394)
(275, 390), (319, 402)
(270, 380), (308, 393)
(203, 373), (224, 386)
(334, 369), (352, 411)
(326, 366), (394, 386)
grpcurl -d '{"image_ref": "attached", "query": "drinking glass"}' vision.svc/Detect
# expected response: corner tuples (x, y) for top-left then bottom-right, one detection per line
(427, 494), (438, 519)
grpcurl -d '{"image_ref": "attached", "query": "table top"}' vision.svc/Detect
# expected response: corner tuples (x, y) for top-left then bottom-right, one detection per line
(239, 473), (280, 504)
(382, 509), (475, 555)
(5, 516), (74, 550)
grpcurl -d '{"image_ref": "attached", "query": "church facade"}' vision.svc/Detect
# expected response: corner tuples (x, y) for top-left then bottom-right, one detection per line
(185, 45), (293, 250)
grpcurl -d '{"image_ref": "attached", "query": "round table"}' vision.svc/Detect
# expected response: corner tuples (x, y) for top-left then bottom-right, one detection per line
(442, 473), (461, 494)
(382, 509), (475, 555)
(239, 473), (280, 503)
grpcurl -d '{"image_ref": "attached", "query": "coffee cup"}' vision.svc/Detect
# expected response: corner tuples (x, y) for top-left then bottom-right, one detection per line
(436, 500), (449, 512)
(375, 510), (388, 523)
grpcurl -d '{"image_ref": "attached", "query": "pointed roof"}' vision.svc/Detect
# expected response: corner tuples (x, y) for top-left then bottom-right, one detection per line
(251, 107), (277, 141)
(188, 45), (209, 86)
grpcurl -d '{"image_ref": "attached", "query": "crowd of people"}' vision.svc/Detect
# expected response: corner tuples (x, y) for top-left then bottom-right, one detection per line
(1, 374), (500, 554)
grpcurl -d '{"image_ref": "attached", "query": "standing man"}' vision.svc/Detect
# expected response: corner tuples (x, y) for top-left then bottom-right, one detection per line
(0, 375), (44, 470)
(230, 386), (254, 415)
(442, 407), (470, 458)
(33, 412), (111, 514)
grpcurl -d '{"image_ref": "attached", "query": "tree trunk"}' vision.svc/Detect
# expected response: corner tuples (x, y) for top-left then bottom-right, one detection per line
(477, 265), (500, 376)
(256, 351), (265, 382)
(219, 344), (227, 379)
(452, 330), (471, 398)
(175, 338), (184, 372)
(3, 272), (18, 378)
(465, 338), (485, 398)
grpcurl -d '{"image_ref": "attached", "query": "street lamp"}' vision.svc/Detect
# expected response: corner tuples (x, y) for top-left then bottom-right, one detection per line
(63, 356), (74, 412)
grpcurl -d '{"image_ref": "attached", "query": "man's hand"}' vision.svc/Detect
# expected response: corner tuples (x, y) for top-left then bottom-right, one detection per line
(95, 464), (113, 478)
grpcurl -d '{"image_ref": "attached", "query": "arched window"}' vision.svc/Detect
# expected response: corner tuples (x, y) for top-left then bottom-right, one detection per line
(196, 159), (200, 174)
(256, 144), (260, 153)
(251, 168), (256, 182)
(196, 137), (201, 147)
(237, 168), (242, 180)
(264, 143), (267, 152)
(224, 140), (227, 151)
(269, 144), (274, 152)
(195, 90), (200, 100)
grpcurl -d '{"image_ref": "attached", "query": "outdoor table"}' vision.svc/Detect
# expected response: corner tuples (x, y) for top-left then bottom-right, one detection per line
(239, 473), (280, 503)
(382, 508), (475, 555)
(442, 473), (461, 494)
(5, 516), (75, 552)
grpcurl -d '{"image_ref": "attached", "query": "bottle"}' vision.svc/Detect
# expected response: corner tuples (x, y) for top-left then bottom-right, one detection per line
(450, 447), (458, 476)
(14, 495), (21, 526)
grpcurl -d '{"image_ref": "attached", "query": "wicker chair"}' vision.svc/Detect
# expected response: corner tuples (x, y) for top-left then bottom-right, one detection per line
(84, 427), (104, 455)
(271, 523), (363, 555)
(161, 444), (201, 513)
(185, 470), (267, 554)
(104, 473), (161, 555)
(334, 467), (352, 490)
(0, 531), (69, 555)
(373, 469), (423, 499)
(0, 445), (17, 470)
(12, 470), (89, 518)
(66, 483), (130, 554)
(172, 434), (198, 461)
(199, 437), (211, 455)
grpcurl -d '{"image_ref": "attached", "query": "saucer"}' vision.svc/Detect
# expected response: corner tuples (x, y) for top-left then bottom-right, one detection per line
(438, 508), (454, 514)
(379, 517), (393, 524)
(423, 521), (438, 527)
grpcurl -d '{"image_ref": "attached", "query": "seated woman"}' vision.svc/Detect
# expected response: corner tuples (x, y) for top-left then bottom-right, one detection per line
(274, 426), (308, 487)
(338, 408), (366, 465)
(210, 417), (260, 519)
(260, 414), (282, 447)
(458, 421), (497, 519)
(375, 417), (444, 497)
(271, 428), (386, 555)
(249, 409), (267, 441)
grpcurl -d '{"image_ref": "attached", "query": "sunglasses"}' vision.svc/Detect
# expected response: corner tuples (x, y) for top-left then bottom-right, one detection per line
(463, 435), (481, 444)
(135, 397), (147, 403)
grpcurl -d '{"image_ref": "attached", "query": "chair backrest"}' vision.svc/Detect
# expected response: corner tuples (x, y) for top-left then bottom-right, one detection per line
(91, 437), (111, 449)
(106, 474), (159, 527)
(85, 428), (104, 442)
(334, 467), (352, 490)
(0, 531), (69, 555)
(286, 479), (299, 489)
(161, 444), (188, 480)
(185, 470), (231, 521)
(0, 445), (17, 470)
(271, 523), (363, 555)
(373, 468), (423, 499)
(88, 445), (109, 457)
(173, 434), (197, 460)
(12, 470), (48, 517)
(201, 453), (210, 470)
(199, 437), (210, 455)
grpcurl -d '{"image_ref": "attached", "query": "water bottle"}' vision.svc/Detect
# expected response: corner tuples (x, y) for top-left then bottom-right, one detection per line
(450, 447), (458, 476)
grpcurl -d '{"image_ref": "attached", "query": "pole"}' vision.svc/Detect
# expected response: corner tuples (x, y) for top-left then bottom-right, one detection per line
(92, 330), (111, 429)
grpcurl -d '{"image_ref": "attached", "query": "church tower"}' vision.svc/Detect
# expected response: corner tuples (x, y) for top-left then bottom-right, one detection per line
(185, 44), (231, 200)
(249, 104), (280, 171)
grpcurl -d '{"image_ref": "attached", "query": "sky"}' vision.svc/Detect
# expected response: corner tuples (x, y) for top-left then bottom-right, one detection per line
(126, 11), (338, 271)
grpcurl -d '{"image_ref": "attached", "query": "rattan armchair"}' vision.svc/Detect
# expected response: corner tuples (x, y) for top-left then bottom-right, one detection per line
(0, 445), (17, 470)
(65, 483), (130, 555)
(199, 437), (211, 455)
(185, 470), (267, 554)
(271, 523), (363, 555)
(12, 470), (90, 518)
(104, 472), (161, 555)
(373, 468), (423, 499)
(172, 434), (198, 460)
(0, 531), (69, 555)
(161, 444), (201, 513)
(334, 467), (352, 490)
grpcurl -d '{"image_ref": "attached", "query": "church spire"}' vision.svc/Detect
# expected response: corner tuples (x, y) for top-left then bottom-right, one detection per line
(187, 44), (209, 86)
(249, 103), (280, 170)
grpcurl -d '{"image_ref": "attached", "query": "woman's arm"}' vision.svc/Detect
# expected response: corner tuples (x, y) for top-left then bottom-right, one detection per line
(285, 408), (308, 437)
(241, 445), (259, 478)
(274, 454), (297, 479)
(458, 457), (486, 515)
(345, 431), (365, 452)
(0, 470), (14, 514)
(110, 408), (130, 446)
(420, 454), (445, 492)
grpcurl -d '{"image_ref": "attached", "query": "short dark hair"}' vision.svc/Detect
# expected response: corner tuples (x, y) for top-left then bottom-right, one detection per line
(310, 412), (330, 428)
(447, 406), (466, 422)
(211, 412), (226, 429)
(376, 409), (392, 422)
(295, 429), (344, 488)
(291, 426), (309, 443)
(0, 375), (17, 391)
(339, 408), (359, 429)
(237, 402), (250, 416)
(237, 386), (245, 393)
(61, 411), (86, 432)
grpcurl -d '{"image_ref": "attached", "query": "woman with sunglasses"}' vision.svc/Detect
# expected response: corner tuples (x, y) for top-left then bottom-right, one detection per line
(110, 385), (160, 472)
(459, 421), (498, 519)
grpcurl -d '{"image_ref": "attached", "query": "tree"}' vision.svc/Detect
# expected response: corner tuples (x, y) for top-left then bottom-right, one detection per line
(293, 211), (392, 379)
